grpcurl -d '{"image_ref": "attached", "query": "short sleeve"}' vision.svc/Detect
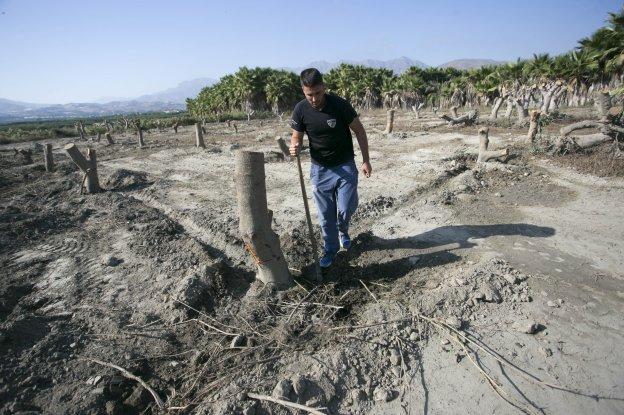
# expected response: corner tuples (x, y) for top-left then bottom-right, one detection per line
(340, 99), (358, 125)
(290, 103), (305, 132)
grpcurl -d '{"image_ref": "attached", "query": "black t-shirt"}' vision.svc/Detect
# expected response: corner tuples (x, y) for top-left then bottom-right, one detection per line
(290, 94), (358, 166)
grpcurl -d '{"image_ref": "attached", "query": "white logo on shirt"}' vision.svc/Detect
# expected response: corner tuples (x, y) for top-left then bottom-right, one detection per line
(327, 119), (336, 128)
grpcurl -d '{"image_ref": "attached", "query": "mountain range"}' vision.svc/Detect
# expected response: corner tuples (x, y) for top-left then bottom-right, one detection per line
(1, 58), (503, 123)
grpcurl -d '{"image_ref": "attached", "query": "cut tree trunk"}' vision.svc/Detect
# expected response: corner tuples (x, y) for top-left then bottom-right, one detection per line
(515, 100), (528, 125)
(504, 98), (514, 118)
(64, 144), (101, 193)
(44, 143), (54, 172)
(138, 128), (145, 148)
(275, 137), (291, 161)
(105, 132), (115, 145)
(235, 151), (292, 289)
(450, 106), (459, 118)
(384, 109), (395, 134)
(440, 110), (478, 126)
(195, 122), (206, 148)
(597, 91), (612, 121)
(526, 110), (541, 144)
(560, 120), (604, 136)
(490, 97), (504, 120)
(477, 128), (508, 162)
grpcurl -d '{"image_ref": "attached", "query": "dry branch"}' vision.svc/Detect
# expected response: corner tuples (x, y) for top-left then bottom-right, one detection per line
(82, 357), (164, 409)
(246, 392), (327, 415)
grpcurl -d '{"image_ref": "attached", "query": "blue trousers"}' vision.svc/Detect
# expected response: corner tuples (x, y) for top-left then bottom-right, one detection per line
(310, 158), (359, 254)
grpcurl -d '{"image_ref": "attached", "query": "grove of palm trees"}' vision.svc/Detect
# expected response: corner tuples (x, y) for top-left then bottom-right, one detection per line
(1, 6), (623, 415)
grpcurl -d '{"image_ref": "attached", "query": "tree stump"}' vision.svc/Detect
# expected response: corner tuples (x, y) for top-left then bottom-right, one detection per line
(597, 91), (612, 121)
(138, 128), (145, 148)
(275, 137), (291, 161)
(384, 109), (395, 134)
(235, 151), (292, 289)
(477, 128), (508, 163)
(195, 122), (206, 148)
(64, 144), (101, 193)
(44, 144), (54, 172)
(526, 110), (541, 144)
(105, 132), (115, 145)
(450, 106), (459, 118)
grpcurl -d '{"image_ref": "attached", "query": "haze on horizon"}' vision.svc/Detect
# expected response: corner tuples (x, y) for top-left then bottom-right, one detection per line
(0, 0), (621, 104)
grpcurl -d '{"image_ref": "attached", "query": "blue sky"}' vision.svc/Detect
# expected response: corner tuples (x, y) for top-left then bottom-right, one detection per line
(0, 0), (621, 104)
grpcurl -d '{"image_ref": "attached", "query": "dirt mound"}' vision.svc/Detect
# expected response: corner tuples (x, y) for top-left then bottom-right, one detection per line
(104, 169), (153, 191)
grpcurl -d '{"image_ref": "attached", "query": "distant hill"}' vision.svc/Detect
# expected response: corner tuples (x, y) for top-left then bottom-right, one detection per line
(0, 78), (216, 123)
(291, 56), (428, 75)
(438, 59), (504, 70)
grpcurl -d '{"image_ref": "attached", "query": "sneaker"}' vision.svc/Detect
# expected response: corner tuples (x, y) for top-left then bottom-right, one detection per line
(319, 251), (336, 268)
(339, 233), (351, 251)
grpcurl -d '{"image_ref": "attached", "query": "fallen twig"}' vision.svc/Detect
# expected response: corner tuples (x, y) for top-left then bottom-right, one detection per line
(246, 392), (327, 414)
(82, 357), (164, 409)
(286, 287), (318, 323)
(359, 279), (379, 303)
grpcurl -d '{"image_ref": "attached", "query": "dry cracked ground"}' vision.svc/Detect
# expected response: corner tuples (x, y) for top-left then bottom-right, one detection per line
(1, 108), (623, 415)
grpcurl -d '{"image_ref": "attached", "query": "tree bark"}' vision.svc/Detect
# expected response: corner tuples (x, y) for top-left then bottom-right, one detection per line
(477, 128), (508, 162)
(235, 151), (292, 289)
(504, 98), (514, 118)
(44, 143), (54, 172)
(526, 110), (541, 144)
(195, 122), (206, 148)
(64, 144), (101, 193)
(275, 137), (291, 161)
(560, 121), (604, 136)
(384, 109), (395, 134)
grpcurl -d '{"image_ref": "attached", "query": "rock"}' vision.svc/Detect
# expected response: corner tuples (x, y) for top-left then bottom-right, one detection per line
(538, 346), (553, 357)
(101, 255), (123, 267)
(389, 349), (401, 366)
(272, 379), (293, 400)
(409, 331), (419, 341)
(424, 280), (439, 289)
(503, 274), (519, 284)
(494, 192), (502, 197)
(242, 404), (256, 415)
(479, 283), (502, 303)
(86, 375), (102, 386)
(105, 400), (123, 415)
(513, 320), (543, 334)
(124, 385), (150, 408)
(90, 387), (106, 396)
(373, 387), (395, 402)
(350, 388), (367, 402)
(229, 143), (240, 150)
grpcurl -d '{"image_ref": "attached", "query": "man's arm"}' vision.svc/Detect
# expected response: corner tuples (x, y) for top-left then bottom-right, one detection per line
(289, 130), (304, 156)
(349, 117), (372, 177)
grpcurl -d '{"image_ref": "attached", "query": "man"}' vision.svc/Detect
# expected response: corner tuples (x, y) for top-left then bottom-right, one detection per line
(290, 68), (372, 268)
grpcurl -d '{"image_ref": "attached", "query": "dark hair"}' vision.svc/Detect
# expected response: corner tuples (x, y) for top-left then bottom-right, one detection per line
(300, 68), (323, 87)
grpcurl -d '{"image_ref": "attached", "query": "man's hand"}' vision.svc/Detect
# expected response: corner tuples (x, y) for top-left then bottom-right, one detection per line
(361, 161), (372, 178)
(289, 142), (301, 157)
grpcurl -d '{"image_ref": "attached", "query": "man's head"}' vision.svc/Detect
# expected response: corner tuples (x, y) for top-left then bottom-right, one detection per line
(300, 68), (326, 109)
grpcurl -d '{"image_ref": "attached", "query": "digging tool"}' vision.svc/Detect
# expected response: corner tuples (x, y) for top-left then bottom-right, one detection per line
(295, 151), (322, 282)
